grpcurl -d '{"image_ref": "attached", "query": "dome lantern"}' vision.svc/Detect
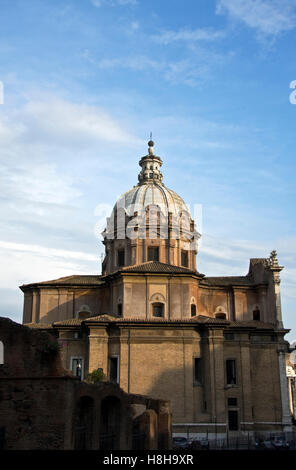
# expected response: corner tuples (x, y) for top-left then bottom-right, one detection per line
(138, 140), (163, 185)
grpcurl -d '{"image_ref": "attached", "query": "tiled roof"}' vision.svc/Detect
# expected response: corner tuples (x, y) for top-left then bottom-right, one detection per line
(201, 276), (255, 287)
(84, 314), (229, 325)
(229, 320), (276, 329)
(84, 314), (118, 322)
(26, 315), (278, 331)
(20, 275), (105, 288)
(52, 318), (84, 326)
(24, 322), (53, 329)
(120, 261), (201, 275)
(195, 315), (229, 324)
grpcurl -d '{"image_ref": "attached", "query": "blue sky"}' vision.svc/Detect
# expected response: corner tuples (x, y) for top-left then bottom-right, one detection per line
(0, 0), (295, 340)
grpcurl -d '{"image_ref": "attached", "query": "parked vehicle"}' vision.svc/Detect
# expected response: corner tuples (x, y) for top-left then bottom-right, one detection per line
(172, 437), (188, 449)
(271, 437), (290, 449)
(200, 438), (209, 449)
(187, 438), (209, 450)
(188, 440), (202, 450)
(255, 436), (290, 450)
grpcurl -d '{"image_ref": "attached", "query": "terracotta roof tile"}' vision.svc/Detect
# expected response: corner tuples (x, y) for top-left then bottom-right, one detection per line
(52, 318), (84, 326)
(229, 320), (276, 329)
(120, 261), (200, 275)
(24, 322), (53, 329)
(201, 276), (255, 287)
(83, 314), (229, 325)
(21, 275), (105, 288)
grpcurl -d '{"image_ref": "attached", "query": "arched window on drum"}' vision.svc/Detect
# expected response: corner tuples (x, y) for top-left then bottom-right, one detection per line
(191, 304), (197, 317)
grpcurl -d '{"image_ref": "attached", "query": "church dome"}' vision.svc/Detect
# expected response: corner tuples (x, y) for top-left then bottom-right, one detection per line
(102, 139), (199, 276)
(110, 139), (191, 219)
(114, 182), (189, 218)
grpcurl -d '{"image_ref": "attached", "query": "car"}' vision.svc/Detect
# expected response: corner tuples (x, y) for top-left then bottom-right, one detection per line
(172, 437), (188, 449)
(271, 437), (290, 449)
(190, 439), (209, 450)
(200, 438), (209, 449)
(255, 439), (273, 449)
(188, 440), (202, 450)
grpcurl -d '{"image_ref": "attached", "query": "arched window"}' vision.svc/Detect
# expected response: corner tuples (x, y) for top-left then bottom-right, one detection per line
(181, 250), (188, 267)
(253, 308), (260, 321)
(78, 311), (90, 320)
(77, 305), (91, 320)
(191, 304), (197, 317)
(117, 249), (125, 267)
(215, 312), (227, 320)
(152, 303), (164, 318)
(0, 341), (3, 365)
(214, 306), (227, 320)
(117, 303), (122, 316)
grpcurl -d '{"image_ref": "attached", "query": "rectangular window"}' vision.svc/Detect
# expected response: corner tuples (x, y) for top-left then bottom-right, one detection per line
(225, 333), (234, 341)
(194, 357), (202, 384)
(228, 410), (239, 431)
(253, 308), (260, 321)
(226, 359), (237, 385)
(228, 397), (237, 407)
(148, 246), (159, 261)
(71, 357), (84, 380)
(109, 356), (119, 383)
(117, 250), (125, 267)
(181, 250), (188, 267)
(152, 303), (163, 317)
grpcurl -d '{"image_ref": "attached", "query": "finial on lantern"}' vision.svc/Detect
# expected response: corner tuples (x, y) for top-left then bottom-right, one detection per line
(148, 134), (154, 155)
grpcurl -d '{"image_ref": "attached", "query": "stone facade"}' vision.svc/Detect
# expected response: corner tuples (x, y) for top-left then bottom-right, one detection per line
(19, 141), (292, 441)
(0, 317), (171, 450)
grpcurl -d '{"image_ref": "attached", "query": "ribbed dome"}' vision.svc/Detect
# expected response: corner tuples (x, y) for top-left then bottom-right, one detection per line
(113, 182), (190, 218)
(107, 140), (191, 222)
(102, 140), (199, 276)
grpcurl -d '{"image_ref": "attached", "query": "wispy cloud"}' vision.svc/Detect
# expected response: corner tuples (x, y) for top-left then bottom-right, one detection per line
(98, 55), (161, 72)
(163, 60), (210, 87)
(199, 233), (296, 302)
(216, 0), (296, 39)
(0, 240), (97, 263)
(97, 55), (209, 86)
(152, 27), (225, 45)
(94, 48), (232, 87)
(1, 161), (81, 205)
(0, 242), (96, 290)
(9, 98), (138, 146)
(91, 0), (137, 7)
(0, 94), (142, 264)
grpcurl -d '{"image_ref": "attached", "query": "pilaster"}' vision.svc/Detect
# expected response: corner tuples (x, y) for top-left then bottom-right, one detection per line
(207, 328), (226, 426)
(88, 326), (109, 376)
(278, 345), (293, 431)
(239, 333), (253, 429)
